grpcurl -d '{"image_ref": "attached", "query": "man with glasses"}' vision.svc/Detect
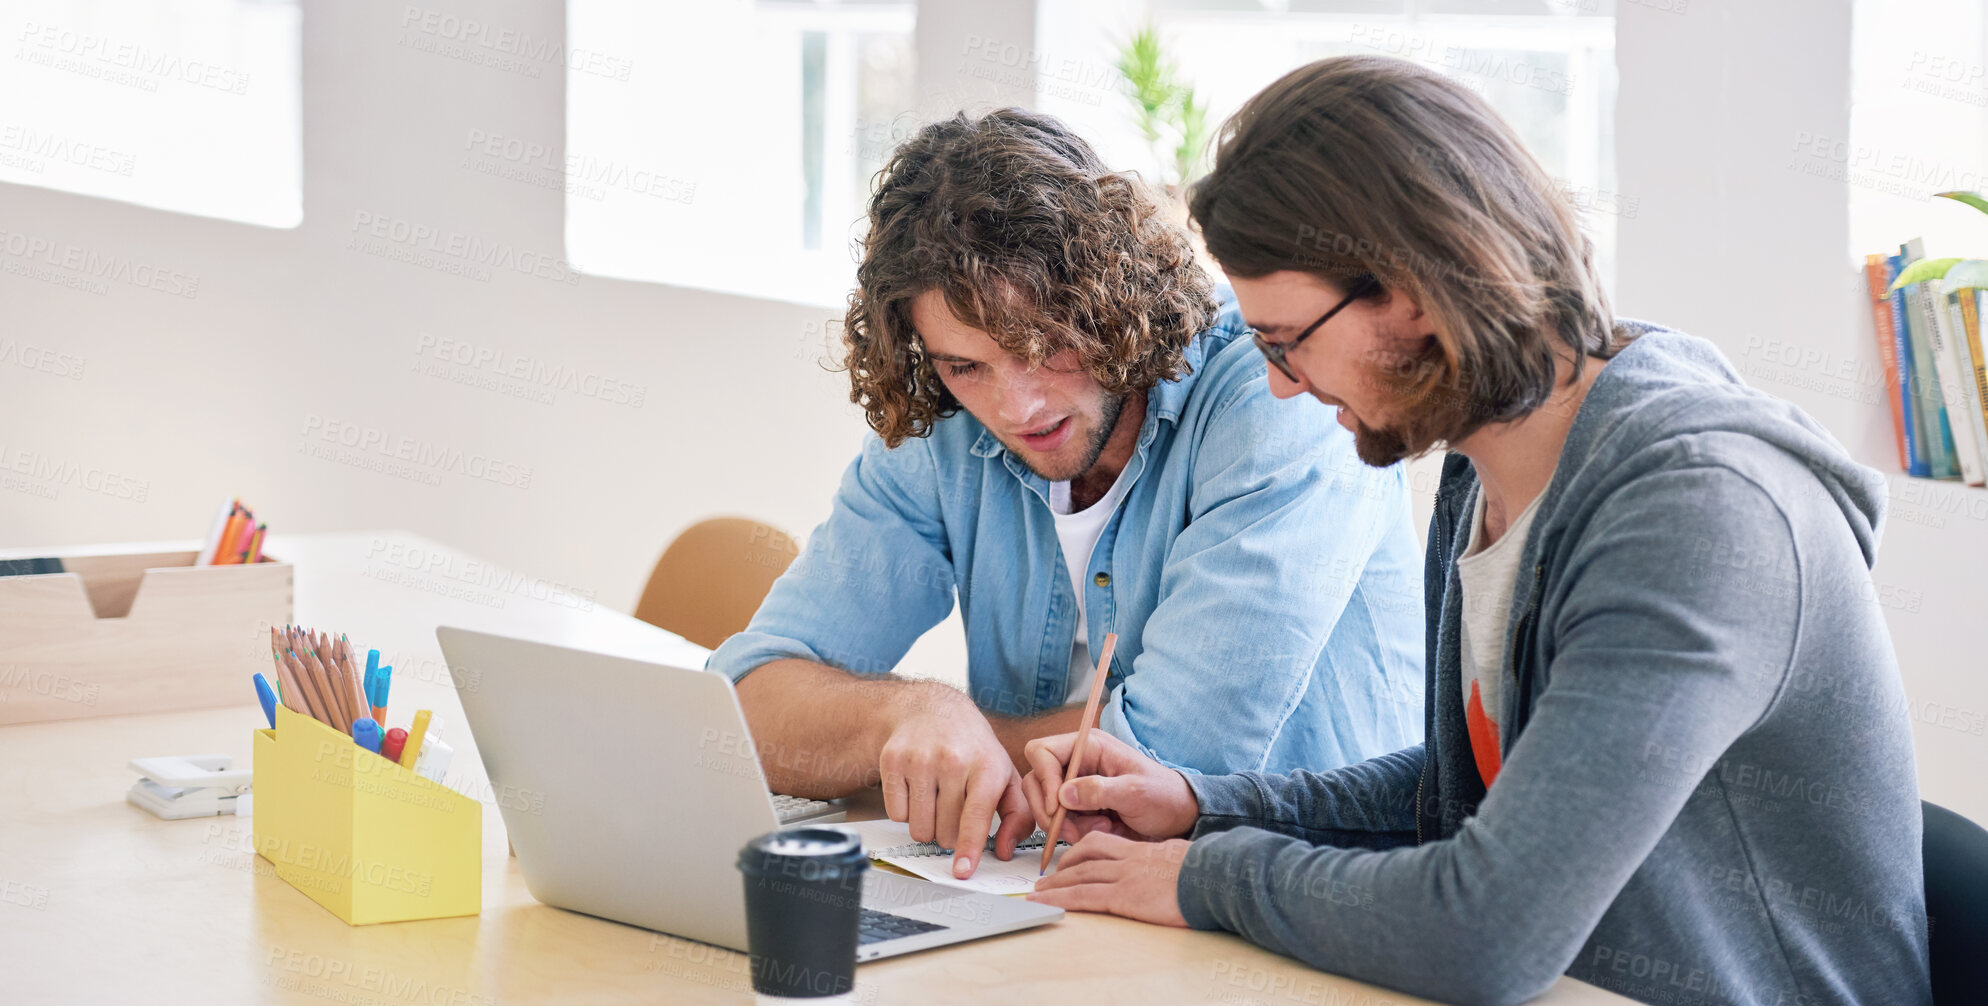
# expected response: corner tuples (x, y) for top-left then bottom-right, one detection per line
(707, 108), (1425, 880)
(1020, 57), (1929, 1006)
(1252, 275), (1379, 385)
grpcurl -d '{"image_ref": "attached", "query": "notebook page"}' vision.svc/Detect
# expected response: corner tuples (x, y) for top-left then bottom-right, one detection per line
(880, 843), (1067, 896)
(832, 818), (1065, 896)
(835, 818), (1044, 856)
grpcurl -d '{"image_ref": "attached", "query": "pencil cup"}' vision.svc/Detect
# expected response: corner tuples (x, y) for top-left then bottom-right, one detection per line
(251, 704), (481, 924)
(737, 828), (868, 1003)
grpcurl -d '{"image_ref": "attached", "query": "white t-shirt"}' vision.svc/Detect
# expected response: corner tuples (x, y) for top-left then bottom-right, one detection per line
(1454, 488), (1544, 787)
(1049, 464), (1137, 704)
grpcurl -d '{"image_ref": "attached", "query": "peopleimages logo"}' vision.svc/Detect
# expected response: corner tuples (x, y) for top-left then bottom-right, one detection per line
(461, 130), (695, 205)
(15, 20), (252, 94)
(299, 415), (534, 489)
(0, 122), (137, 176)
(348, 210), (578, 286)
(1788, 131), (1988, 196)
(0, 227), (200, 298)
(0, 665), (102, 706)
(0, 339), (86, 380)
(0, 443), (149, 501)
(398, 6), (632, 81)
(365, 538), (596, 613)
(413, 333), (647, 408)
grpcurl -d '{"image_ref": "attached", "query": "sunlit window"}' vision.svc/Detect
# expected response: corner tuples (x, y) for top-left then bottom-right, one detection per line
(566, 0), (914, 308)
(569, 0), (1615, 306)
(1035, 0), (1619, 295)
(0, 0), (302, 228)
(1846, 0), (1988, 262)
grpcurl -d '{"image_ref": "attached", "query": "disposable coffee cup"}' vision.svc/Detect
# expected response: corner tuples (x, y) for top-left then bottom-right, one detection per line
(736, 826), (868, 1003)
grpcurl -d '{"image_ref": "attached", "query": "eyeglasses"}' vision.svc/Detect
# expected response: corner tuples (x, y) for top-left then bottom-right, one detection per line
(1252, 275), (1380, 383)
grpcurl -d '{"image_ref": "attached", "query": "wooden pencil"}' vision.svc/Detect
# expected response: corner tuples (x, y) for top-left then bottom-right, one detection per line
(305, 644), (350, 731)
(283, 628), (321, 722)
(335, 641), (368, 728)
(270, 651), (307, 716)
(295, 630), (344, 730)
(285, 649), (330, 726)
(1041, 631), (1118, 876)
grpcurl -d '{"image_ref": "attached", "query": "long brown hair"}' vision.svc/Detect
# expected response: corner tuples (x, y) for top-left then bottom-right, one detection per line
(1188, 55), (1618, 452)
(842, 108), (1217, 448)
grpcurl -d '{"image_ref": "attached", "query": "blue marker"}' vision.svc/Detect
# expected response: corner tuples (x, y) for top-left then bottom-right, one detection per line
(374, 664), (393, 714)
(251, 672), (278, 728)
(352, 716), (383, 754)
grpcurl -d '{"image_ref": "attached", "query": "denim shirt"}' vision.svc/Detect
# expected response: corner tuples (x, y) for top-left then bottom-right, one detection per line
(707, 303), (1425, 775)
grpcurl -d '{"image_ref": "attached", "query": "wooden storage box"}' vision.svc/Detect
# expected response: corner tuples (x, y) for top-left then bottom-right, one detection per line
(0, 546), (292, 725)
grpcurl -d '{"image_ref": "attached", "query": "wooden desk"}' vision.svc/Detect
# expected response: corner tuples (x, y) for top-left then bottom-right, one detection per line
(0, 531), (1630, 1005)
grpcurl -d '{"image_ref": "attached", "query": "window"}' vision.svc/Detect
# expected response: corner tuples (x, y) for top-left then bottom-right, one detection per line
(566, 0), (915, 307)
(1031, 1), (1619, 293)
(0, 0), (302, 228)
(1846, 0), (1988, 263)
(570, 0), (1616, 306)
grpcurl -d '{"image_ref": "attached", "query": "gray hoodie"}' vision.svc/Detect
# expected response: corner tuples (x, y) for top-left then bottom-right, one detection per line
(1175, 325), (1931, 1006)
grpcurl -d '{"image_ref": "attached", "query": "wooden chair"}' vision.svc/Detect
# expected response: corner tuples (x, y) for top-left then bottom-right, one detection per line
(633, 517), (803, 650)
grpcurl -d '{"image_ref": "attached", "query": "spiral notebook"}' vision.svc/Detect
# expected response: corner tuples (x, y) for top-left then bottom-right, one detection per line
(837, 818), (1068, 896)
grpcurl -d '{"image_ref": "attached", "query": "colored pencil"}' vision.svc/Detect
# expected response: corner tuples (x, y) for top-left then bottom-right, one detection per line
(293, 630), (342, 729)
(268, 628), (306, 715)
(296, 645), (336, 729)
(227, 516), (257, 564)
(334, 640), (368, 732)
(305, 643), (350, 732)
(211, 507), (246, 565)
(284, 649), (330, 726)
(195, 499), (238, 565)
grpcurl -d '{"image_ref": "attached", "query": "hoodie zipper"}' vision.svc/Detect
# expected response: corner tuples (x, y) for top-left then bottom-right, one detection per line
(1501, 563), (1547, 738)
(1414, 769), (1426, 846)
(1417, 484), (1450, 847)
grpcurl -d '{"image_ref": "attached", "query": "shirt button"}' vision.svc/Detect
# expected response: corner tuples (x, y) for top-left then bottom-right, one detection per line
(1093, 572), (1110, 587)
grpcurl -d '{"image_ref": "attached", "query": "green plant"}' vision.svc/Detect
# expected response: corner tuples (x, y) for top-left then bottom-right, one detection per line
(1888, 192), (1988, 288)
(1114, 24), (1210, 190)
(1936, 190), (1988, 215)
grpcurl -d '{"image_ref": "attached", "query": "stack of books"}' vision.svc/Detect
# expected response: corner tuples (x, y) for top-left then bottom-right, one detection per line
(1862, 239), (1988, 485)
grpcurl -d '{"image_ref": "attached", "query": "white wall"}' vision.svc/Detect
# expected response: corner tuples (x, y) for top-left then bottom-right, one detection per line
(1618, 0), (1987, 822)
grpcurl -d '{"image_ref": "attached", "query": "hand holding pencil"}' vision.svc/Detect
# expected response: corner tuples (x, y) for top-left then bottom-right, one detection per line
(1036, 632), (1117, 876)
(1020, 729), (1199, 850)
(1019, 633), (1200, 871)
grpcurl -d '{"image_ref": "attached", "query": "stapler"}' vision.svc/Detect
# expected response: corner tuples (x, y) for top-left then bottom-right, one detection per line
(127, 754), (252, 819)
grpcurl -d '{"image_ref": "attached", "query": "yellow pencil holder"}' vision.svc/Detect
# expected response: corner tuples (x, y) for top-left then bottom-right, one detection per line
(252, 704), (481, 924)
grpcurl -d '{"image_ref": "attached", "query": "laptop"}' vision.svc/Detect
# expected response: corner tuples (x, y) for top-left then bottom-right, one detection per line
(435, 626), (1063, 960)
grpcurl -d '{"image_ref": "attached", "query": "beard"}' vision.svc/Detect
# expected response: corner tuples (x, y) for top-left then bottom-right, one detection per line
(1347, 370), (1487, 468)
(1351, 417), (1414, 468)
(1015, 391), (1128, 482)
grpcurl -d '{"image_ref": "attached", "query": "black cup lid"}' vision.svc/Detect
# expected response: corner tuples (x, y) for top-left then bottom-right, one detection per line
(737, 827), (868, 877)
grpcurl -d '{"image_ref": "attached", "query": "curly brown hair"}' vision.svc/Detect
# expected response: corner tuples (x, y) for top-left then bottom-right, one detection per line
(841, 108), (1218, 448)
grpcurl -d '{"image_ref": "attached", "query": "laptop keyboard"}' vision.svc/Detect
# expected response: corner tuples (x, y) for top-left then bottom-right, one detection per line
(772, 793), (843, 824)
(857, 907), (950, 945)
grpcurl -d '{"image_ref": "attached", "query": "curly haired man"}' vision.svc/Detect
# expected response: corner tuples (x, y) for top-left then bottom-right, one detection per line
(707, 108), (1425, 880)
